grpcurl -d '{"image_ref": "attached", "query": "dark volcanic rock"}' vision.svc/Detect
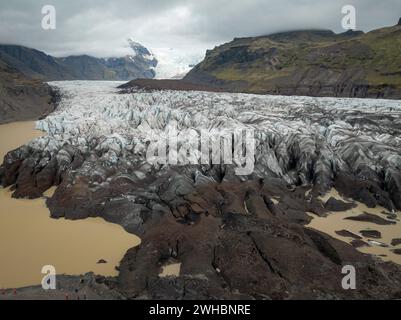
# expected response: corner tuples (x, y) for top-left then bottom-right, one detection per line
(385, 213), (399, 220)
(0, 273), (125, 300)
(359, 230), (382, 239)
(1, 144), (83, 198)
(334, 172), (397, 211)
(116, 177), (401, 300)
(97, 259), (107, 264)
(335, 230), (362, 239)
(324, 197), (356, 212)
(392, 249), (401, 255)
(385, 170), (401, 210)
(4, 158), (401, 299)
(345, 213), (396, 225)
(350, 240), (370, 248)
(391, 238), (401, 246)
(20, 158), (400, 299)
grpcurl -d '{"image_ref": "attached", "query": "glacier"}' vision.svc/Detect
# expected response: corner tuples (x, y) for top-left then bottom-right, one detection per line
(1, 80), (401, 211)
(3, 80), (401, 299)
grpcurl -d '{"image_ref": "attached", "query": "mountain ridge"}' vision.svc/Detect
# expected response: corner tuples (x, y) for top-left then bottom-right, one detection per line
(0, 41), (157, 81)
(185, 21), (401, 99)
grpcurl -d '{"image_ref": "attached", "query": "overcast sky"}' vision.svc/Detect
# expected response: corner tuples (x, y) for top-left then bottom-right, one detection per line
(0, 0), (400, 58)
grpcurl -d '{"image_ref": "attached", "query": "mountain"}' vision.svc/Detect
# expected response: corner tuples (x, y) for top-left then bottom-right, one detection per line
(0, 44), (74, 80)
(55, 55), (116, 80)
(0, 59), (54, 124)
(0, 40), (157, 81)
(185, 20), (401, 99)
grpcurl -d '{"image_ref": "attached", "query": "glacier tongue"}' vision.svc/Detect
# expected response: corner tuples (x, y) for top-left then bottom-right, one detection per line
(3, 80), (401, 300)
(3, 80), (401, 210)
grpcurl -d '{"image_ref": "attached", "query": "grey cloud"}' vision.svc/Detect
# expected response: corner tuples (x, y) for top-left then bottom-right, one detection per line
(0, 0), (400, 58)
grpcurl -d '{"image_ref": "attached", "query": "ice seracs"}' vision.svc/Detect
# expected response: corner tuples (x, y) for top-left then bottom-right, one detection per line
(2, 80), (401, 211)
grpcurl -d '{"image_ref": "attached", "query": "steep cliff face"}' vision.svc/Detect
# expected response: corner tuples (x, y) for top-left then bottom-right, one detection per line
(185, 22), (401, 99)
(0, 60), (54, 124)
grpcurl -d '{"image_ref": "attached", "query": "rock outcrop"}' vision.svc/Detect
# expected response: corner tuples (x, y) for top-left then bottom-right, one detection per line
(360, 230), (382, 239)
(115, 174), (401, 300)
(345, 213), (396, 225)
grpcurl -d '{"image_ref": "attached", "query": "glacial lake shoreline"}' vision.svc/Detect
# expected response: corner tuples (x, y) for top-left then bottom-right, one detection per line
(0, 121), (140, 289)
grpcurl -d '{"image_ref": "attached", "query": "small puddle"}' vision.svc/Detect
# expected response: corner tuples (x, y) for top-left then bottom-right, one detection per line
(0, 121), (141, 288)
(159, 263), (181, 278)
(307, 188), (401, 265)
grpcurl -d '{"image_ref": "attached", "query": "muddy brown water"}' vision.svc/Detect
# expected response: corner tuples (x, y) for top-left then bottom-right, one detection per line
(307, 189), (401, 265)
(159, 263), (181, 278)
(0, 121), (140, 288)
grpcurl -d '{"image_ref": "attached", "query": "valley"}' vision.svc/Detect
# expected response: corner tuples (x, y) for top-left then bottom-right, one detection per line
(1, 81), (401, 299)
(1, 4), (401, 299)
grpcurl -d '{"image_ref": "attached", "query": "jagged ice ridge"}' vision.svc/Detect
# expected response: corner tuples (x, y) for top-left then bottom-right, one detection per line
(4, 80), (401, 210)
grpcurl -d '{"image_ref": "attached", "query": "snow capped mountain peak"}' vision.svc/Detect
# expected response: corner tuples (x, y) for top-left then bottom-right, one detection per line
(127, 38), (148, 54)
(127, 38), (142, 49)
(126, 39), (156, 62)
